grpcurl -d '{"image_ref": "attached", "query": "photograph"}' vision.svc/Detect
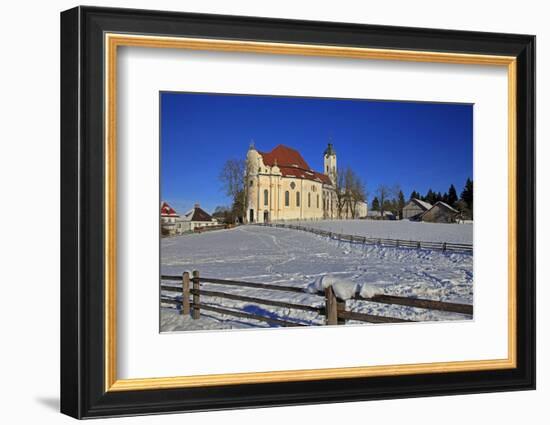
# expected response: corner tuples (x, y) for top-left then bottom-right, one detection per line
(159, 92), (474, 332)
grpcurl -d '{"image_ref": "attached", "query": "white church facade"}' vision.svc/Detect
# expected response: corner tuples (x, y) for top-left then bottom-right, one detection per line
(245, 143), (366, 223)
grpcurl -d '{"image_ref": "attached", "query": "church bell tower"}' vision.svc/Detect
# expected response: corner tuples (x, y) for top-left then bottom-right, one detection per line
(323, 142), (337, 185)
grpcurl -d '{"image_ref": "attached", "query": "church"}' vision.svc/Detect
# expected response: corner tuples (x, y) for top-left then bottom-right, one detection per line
(245, 142), (365, 223)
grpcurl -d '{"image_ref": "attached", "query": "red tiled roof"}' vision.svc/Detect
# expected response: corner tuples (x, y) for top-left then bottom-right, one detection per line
(258, 144), (332, 185)
(160, 201), (178, 216)
(314, 171), (332, 184)
(259, 145), (310, 169)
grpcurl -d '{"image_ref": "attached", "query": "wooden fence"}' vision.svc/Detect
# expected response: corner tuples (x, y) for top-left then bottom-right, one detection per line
(161, 271), (473, 327)
(256, 222), (473, 253)
(194, 223), (236, 233)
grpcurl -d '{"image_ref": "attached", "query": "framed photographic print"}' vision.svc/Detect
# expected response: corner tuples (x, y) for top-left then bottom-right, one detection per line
(60, 6), (535, 419)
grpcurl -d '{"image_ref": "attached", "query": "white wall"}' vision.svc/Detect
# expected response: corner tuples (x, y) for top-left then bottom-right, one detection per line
(0, 0), (545, 424)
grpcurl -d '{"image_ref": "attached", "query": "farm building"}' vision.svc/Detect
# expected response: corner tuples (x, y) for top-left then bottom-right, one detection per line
(178, 203), (219, 233)
(420, 201), (460, 223)
(402, 198), (433, 220)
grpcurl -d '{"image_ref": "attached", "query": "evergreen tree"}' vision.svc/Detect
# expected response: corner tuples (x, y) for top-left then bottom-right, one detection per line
(382, 199), (394, 215)
(409, 190), (420, 200)
(426, 189), (436, 205)
(455, 199), (470, 220)
(447, 184), (458, 206)
(371, 196), (380, 211)
(461, 178), (474, 210)
(397, 190), (405, 219)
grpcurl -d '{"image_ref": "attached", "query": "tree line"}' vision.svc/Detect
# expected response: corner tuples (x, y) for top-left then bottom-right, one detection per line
(371, 177), (474, 219)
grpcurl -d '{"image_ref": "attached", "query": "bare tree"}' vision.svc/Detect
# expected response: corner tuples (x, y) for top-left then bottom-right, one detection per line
(389, 184), (402, 215)
(344, 168), (366, 218)
(376, 184), (402, 217)
(334, 171), (347, 219)
(376, 184), (391, 217)
(219, 159), (248, 222)
(334, 167), (366, 219)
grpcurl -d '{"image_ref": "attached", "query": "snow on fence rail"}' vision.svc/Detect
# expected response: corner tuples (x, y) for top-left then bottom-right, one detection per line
(160, 271), (473, 327)
(256, 222), (473, 253)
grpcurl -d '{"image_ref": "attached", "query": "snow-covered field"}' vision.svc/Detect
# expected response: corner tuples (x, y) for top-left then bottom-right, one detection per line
(291, 219), (473, 244)
(161, 223), (473, 332)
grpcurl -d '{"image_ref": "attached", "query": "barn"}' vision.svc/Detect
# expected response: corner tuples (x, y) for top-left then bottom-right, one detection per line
(179, 203), (219, 232)
(420, 201), (460, 223)
(402, 198), (433, 220)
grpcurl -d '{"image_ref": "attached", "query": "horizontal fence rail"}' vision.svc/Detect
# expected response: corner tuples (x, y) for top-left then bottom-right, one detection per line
(193, 224), (230, 233)
(338, 310), (415, 323)
(161, 271), (473, 327)
(196, 303), (307, 327)
(354, 294), (474, 315)
(199, 276), (307, 294)
(256, 222), (473, 253)
(191, 288), (323, 313)
(162, 223), (238, 239)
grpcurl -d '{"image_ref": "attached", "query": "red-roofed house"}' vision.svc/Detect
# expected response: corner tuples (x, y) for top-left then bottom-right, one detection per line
(245, 143), (366, 222)
(160, 201), (180, 235)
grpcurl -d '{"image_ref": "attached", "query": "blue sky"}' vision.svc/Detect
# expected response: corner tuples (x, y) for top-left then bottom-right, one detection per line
(161, 92), (472, 214)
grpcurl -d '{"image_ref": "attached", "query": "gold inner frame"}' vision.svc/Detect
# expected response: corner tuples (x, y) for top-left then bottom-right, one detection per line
(104, 33), (517, 392)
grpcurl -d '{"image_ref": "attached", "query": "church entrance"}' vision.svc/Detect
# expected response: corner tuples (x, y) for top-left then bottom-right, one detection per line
(263, 210), (269, 223)
(249, 209), (254, 223)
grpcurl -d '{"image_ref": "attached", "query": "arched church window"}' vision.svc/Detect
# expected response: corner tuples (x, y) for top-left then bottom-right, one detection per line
(317, 194), (320, 208)
(296, 191), (300, 207)
(263, 189), (268, 206)
(308, 192), (311, 208)
(285, 191), (289, 207)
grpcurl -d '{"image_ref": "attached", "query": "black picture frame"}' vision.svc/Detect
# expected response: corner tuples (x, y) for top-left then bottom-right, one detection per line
(60, 5), (535, 419)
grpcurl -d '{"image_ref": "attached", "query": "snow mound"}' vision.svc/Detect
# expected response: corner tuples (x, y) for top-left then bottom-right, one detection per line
(307, 275), (358, 300)
(358, 283), (384, 298)
(306, 275), (386, 300)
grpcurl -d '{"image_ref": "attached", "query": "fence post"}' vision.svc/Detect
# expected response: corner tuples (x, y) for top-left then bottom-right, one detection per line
(337, 299), (346, 325)
(325, 286), (338, 325)
(192, 270), (200, 320)
(182, 271), (190, 315)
